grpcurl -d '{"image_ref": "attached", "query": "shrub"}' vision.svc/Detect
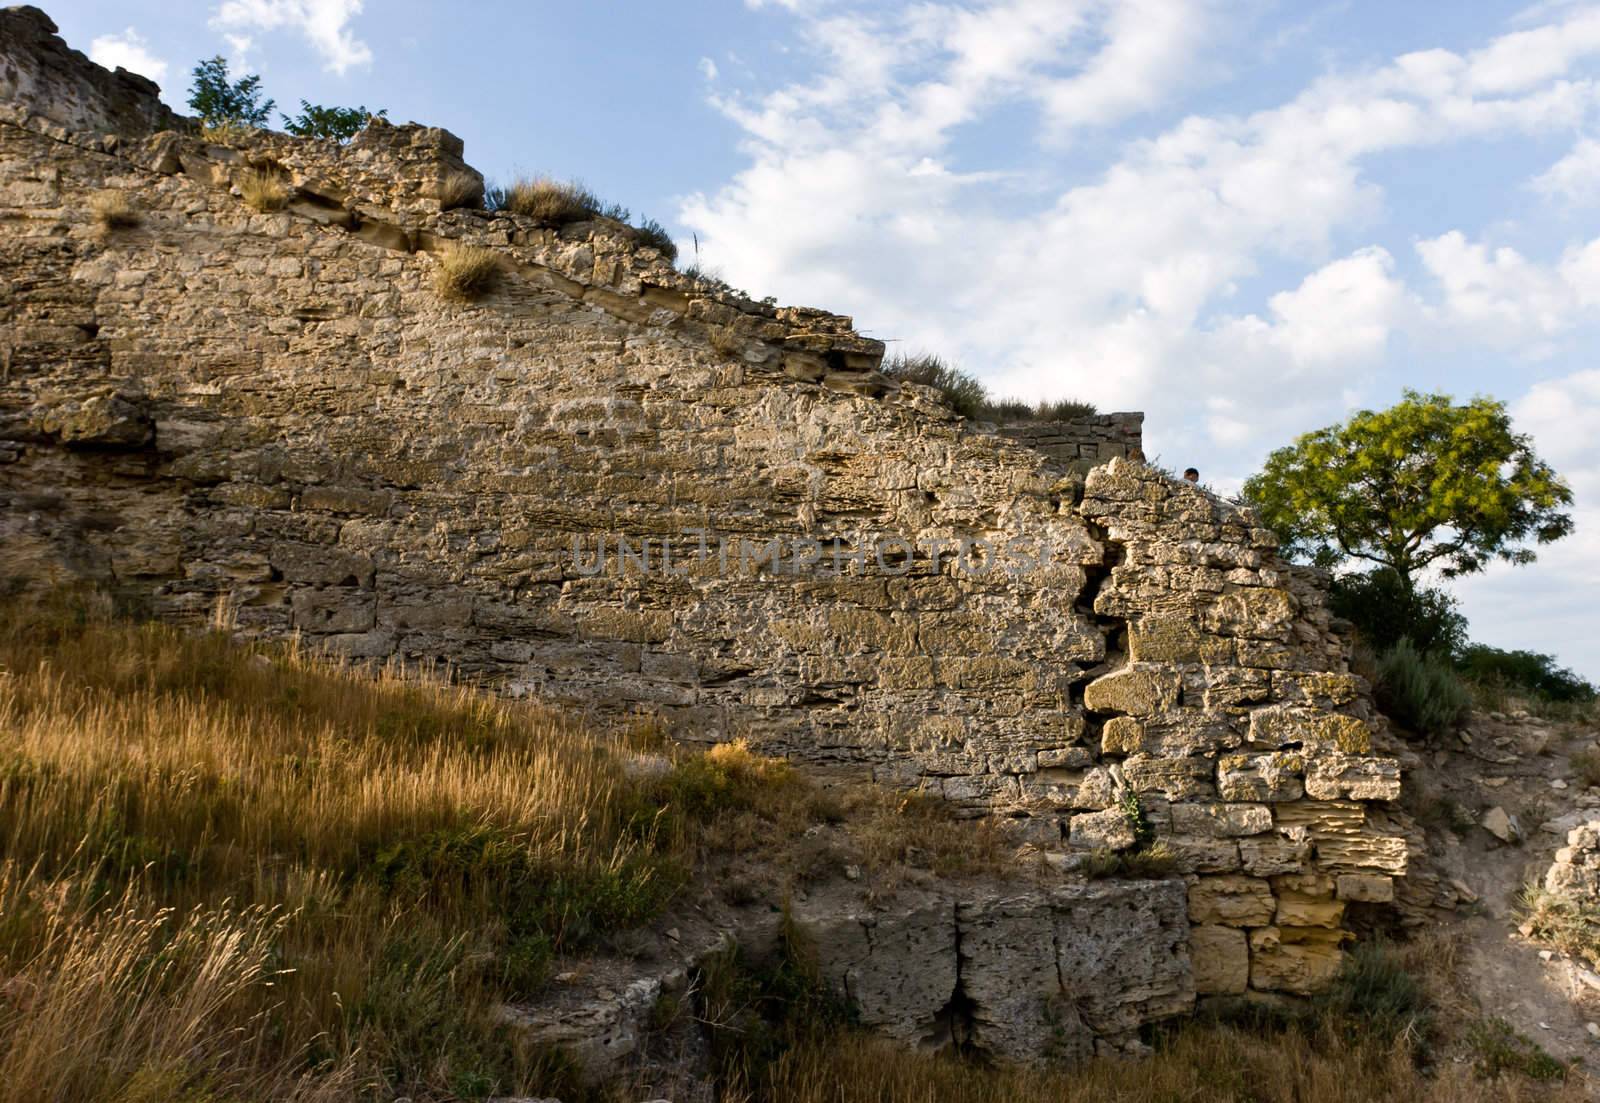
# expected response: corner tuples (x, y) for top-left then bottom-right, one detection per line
(433, 244), (500, 302)
(238, 169), (288, 213)
(881, 354), (988, 418)
(1573, 747), (1600, 789)
(1375, 639), (1471, 736)
(433, 170), (484, 211)
(1467, 1018), (1567, 1081)
(1457, 645), (1596, 703)
(1329, 568), (1467, 658)
(880, 355), (1094, 423)
(1519, 885), (1600, 968)
(1313, 941), (1431, 1049)
(90, 190), (139, 231)
(496, 176), (603, 224)
(281, 100), (385, 142)
(634, 216), (678, 262)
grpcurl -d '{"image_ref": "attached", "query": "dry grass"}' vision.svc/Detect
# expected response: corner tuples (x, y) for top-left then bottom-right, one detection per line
(497, 176), (601, 224)
(1520, 885), (1600, 968)
(239, 169), (289, 212)
(1571, 746), (1600, 789)
(755, 1026), (1580, 1103)
(0, 594), (996, 1100)
(89, 190), (139, 231)
(432, 170), (484, 210)
(433, 243), (501, 302)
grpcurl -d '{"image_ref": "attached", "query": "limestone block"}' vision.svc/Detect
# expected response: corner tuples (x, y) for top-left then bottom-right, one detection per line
(1084, 667), (1181, 717)
(1127, 617), (1232, 664)
(1202, 587), (1294, 639)
(1249, 927), (1345, 995)
(1187, 876), (1275, 927)
(1304, 755), (1401, 801)
(1239, 834), (1311, 877)
(1271, 671), (1361, 707)
(1122, 754), (1215, 801)
(1169, 802), (1272, 838)
(40, 392), (153, 448)
(269, 542), (375, 588)
(1273, 890), (1344, 929)
(1247, 706), (1372, 754)
(1101, 716), (1143, 754)
(1166, 836), (1241, 873)
(1190, 924), (1249, 995)
(291, 588), (376, 633)
(1218, 753), (1305, 802)
(300, 485), (393, 515)
(1335, 874), (1394, 903)
(1038, 746), (1094, 769)
(1071, 807), (1137, 852)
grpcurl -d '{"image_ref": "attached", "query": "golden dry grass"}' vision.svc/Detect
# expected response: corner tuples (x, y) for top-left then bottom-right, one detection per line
(239, 169), (289, 212)
(0, 594), (997, 1100)
(754, 1026), (1582, 1103)
(433, 243), (500, 302)
(433, 169), (484, 210)
(498, 176), (601, 223)
(89, 190), (139, 231)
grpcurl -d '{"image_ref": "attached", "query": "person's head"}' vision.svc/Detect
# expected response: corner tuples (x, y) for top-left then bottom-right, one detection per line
(1183, 468), (1199, 483)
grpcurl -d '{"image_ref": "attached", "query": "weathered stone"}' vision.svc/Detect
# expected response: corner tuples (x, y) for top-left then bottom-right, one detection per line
(1071, 807), (1137, 852)
(1482, 806), (1521, 843)
(1084, 667), (1181, 717)
(1247, 707), (1372, 754)
(1187, 875), (1275, 927)
(1169, 802), (1272, 838)
(1126, 617), (1231, 664)
(1189, 924), (1249, 995)
(1304, 755), (1401, 801)
(1218, 753), (1305, 802)
(1335, 874), (1394, 903)
(1249, 927), (1345, 995)
(1239, 833), (1311, 876)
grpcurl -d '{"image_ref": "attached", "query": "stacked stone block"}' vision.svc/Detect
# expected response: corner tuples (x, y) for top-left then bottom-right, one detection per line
(0, 5), (1406, 1023)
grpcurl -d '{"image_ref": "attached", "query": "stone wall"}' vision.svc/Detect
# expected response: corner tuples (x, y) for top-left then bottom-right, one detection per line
(0, 5), (1408, 1017)
(995, 412), (1144, 472)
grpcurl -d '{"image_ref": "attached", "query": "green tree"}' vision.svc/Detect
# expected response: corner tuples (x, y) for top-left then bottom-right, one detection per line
(281, 100), (386, 142)
(1243, 390), (1573, 588)
(187, 56), (275, 128)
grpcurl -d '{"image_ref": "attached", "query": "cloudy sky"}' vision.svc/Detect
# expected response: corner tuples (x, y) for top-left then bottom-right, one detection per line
(52, 0), (1600, 678)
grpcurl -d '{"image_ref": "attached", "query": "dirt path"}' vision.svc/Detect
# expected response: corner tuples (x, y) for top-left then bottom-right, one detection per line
(1407, 708), (1600, 1087)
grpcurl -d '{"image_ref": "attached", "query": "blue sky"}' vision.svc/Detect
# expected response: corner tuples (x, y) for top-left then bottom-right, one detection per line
(53, 0), (1600, 679)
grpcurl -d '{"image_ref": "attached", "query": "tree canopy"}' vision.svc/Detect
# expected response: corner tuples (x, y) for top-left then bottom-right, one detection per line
(1243, 390), (1573, 586)
(187, 56), (274, 128)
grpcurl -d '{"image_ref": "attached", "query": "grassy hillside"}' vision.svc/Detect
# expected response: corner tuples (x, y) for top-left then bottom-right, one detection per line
(0, 594), (1584, 1101)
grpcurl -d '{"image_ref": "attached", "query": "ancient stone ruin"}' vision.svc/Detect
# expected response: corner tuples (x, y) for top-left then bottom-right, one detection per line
(0, 5), (1412, 1062)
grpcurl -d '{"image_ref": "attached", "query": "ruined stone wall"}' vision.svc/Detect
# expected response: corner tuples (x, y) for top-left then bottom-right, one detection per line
(0, 6), (1408, 1010)
(995, 412), (1144, 472)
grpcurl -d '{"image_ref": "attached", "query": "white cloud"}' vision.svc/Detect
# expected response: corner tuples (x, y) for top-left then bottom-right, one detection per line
(89, 27), (169, 84)
(685, 2), (1600, 440)
(699, 57), (719, 81)
(1453, 368), (1600, 679)
(210, 0), (372, 74)
(689, 1), (1600, 671)
(1416, 230), (1600, 347)
(1532, 135), (1600, 203)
